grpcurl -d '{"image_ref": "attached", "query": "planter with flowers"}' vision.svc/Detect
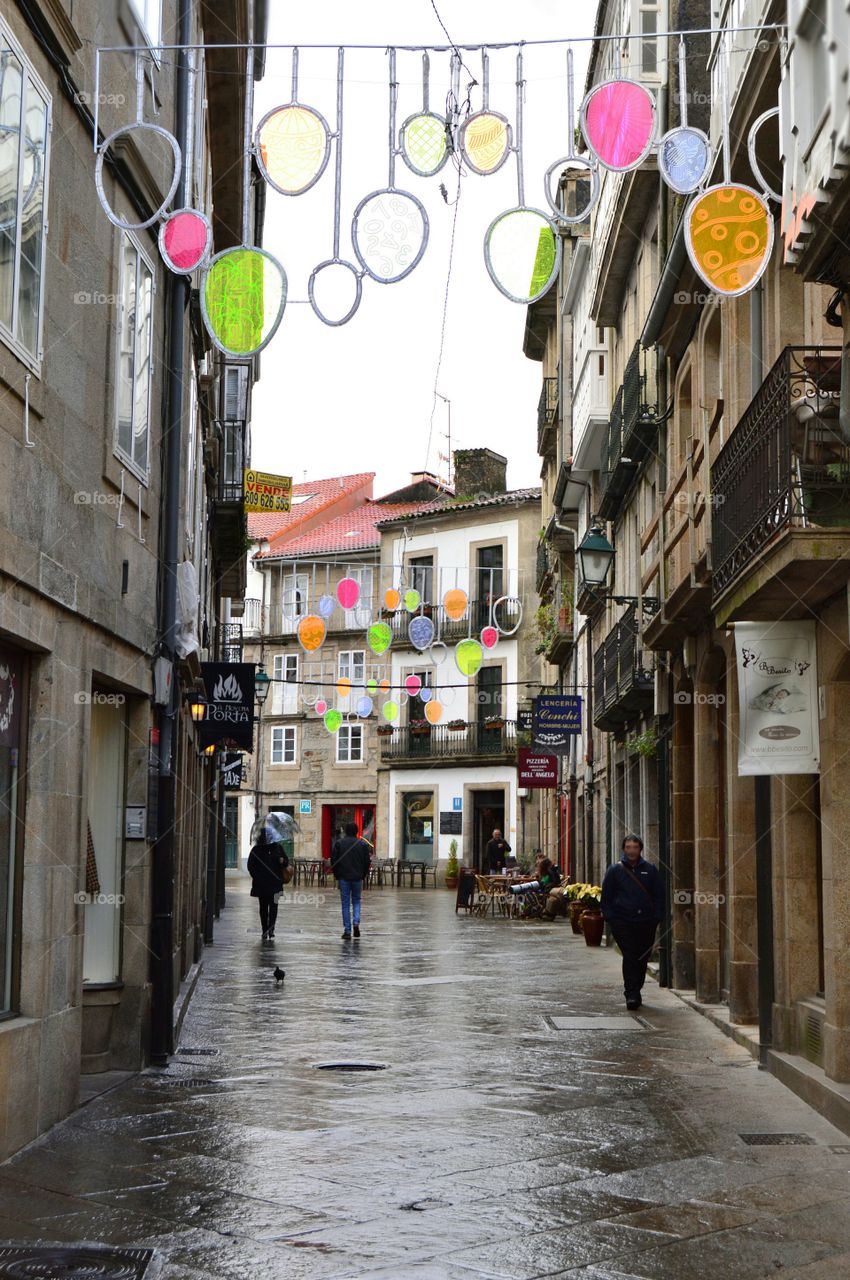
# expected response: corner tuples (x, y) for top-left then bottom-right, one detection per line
(578, 886), (604, 946)
(377, 724), (394, 738)
(446, 718), (468, 732)
(410, 719), (431, 736)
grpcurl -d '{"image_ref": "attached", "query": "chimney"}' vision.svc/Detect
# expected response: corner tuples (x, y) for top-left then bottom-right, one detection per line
(452, 448), (507, 499)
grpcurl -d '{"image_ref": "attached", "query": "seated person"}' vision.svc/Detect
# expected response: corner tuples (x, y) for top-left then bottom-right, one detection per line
(510, 857), (561, 897)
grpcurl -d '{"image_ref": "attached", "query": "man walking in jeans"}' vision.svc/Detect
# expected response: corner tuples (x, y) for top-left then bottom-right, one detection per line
(601, 834), (664, 1010)
(331, 822), (372, 940)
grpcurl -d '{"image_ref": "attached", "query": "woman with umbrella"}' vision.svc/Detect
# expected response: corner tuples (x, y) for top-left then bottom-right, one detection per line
(247, 812), (296, 940)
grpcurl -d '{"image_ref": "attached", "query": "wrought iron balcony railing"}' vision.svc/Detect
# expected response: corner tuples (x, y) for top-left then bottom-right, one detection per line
(536, 540), (552, 594)
(537, 376), (559, 455)
(216, 622), (243, 662)
(380, 719), (517, 762)
(215, 418), (247, 503)
(592, 606), (653, 731)
(711, 345), (844, 597)
(598, 343), (658, 521)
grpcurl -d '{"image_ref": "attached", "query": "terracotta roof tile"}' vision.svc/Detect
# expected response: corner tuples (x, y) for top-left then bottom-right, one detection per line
(374, 487), (541, 527)
(247, 473), (375, 542)
(256, 500), (430, 560)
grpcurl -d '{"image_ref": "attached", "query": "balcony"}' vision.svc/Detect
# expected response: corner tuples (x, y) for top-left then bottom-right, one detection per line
(385, 598), (515, 647)
(380, 720), (517, 765)
(572, 345), (609, 470)
(242, 596), (265, 635)
(711, 346), (850, 622)
(216, 621), (243, 662)
(536, 540), (553, 597)
(211, 417), (248, 600)
(598, 343), (658, 522)
(537, 376), (559, 457)
(593, 607), (653, 732)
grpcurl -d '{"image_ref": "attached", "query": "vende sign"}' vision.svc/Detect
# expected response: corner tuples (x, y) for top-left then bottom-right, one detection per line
(518, 748), (558, 789)
(243, 470), (292, 513)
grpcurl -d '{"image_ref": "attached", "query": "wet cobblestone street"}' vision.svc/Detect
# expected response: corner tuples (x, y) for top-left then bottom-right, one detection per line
(2, 879), (850, 1278)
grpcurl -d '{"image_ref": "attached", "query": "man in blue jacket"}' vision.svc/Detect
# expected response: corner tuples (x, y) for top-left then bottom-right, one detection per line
(601, 834), (664, 1010)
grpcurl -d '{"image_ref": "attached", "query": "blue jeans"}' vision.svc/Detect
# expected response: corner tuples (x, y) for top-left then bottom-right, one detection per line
(339, 879), (363, 933)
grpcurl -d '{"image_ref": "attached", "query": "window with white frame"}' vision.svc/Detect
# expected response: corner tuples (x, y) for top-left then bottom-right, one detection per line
(0, 23), (51, 366)
(344, 566), (374, 629)
(339, 650), (365, 684)
(282, 573), (309, 628)
(638, 2), (661, 77)
(129, 0), (162, 47)
(337, 724), (364, 763)
(272, 653), (299, 714)
(271, 725), (297, 765)
(115, 234), (154, 477)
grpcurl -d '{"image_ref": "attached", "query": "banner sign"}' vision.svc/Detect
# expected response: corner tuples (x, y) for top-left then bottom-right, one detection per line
(199, 663), (256, 752)
(221, 752), (244, 789)
(518, 748), (558, 788)
(532, 694), (581, 754)
(244, 470), (292, 513)
(734, 622), (819, 775)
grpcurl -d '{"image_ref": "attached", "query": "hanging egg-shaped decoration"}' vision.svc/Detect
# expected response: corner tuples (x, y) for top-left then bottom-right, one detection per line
(580, 80), (656, 172)
(460, 112), (512, 175)
(485, 208), (561, 305)
(159, 209), (212, 273)
(337, 577), (360, 609)
(201, 247), (287, 358)
(383, 699), (399, 723)
(443, 588), (468, 620)
(356, 696), (373, 718)
(481, 626), (499, 650)
(405, 674), (422, 696)
(255, 103), (332, 196)
(323, 708), (342, 733)
(384, 587), (401, 611)
(425, 699), (443, 725)
(367, 622), (392, 656)
(658, 127), (711, 195)
(367, 678), (378, 695)
(315, 698), (328, 715)
(419, 687), (432, 703)
(336, 676), (351, 700)
(455, 638), (483, 677)
(404, 589), (421, 613)
(409, 614), (435, 651)
(400, 112), (449, 177)
(352, 190), (429, 284)
(297, 614), (326, 653)
(318, 594), (335, 618)
(685, 184), (773, 296)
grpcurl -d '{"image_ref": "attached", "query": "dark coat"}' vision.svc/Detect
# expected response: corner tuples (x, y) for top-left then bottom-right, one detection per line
(330, 836), (371, 882)
(484, 837), (511, 871)
(601, 856), (664, 924)
(247, 842), (289, 898)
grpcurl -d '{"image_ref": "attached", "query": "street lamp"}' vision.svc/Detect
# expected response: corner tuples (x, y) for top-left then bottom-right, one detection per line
(254, 662), (271, 708)
(576, 521), (615, 590)
(200, 743), (216, 758)
(188, 689), (207, 724)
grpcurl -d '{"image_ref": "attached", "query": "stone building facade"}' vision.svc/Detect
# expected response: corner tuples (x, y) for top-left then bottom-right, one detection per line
(529, 0), (850, 1133)
(0, 0), (264, 1156)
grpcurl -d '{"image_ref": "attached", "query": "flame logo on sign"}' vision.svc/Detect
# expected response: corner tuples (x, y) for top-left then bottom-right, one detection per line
(213, 674), (243, 702)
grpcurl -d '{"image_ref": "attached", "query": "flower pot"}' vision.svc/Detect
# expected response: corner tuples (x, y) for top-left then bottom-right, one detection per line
(445, 875), (458, 890)
(581, 909), (604, 947)
(569, 901), (585, 934)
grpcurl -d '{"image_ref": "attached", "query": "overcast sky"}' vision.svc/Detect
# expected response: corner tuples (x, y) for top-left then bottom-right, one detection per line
(251, 1), (596, 496)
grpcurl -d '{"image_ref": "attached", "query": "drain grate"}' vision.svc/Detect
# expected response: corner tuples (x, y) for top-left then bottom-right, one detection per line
(0, 1245), (154, 1278)
(830, 1145), (850, 1155)
(177, 1047), (219, 1056)
(149, 1076), (218, 1088)
(739, 1132), (816, 1146)
(314, 1061), (388, 1072)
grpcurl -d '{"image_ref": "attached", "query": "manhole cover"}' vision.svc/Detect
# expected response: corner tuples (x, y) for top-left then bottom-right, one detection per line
(0, 1245), (154, 1278)
(739, 1133), (816, 1146)
(545, 1016), (650, 1031)
(177, 1047), (219, 1056)
(314, 1061), (388, 1072)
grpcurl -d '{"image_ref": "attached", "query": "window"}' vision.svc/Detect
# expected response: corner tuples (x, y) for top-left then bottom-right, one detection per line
(337, 724), (364, 763)
(408, 555), (434, 603)
(282, 573), (309, 628)
(476, 546), (504, 627)
(344, 566), (373, 629)
(129, 0), (162, 47)
(0, 24), (50, 366)
(271, 725), (297, 765)
(115, 234), (154, 477)
(339, 650), (365, 684)
(0, 647), (23, 1012)
(639, 4), (660, 76)
(272, 653), (299, 714)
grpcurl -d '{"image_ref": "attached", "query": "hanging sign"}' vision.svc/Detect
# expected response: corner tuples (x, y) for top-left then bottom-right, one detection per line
(533, 694), (581, 753)
(518, 748), (558, 788)
(199, 663), (256, 752)
(244, 470), (292, 513)
(734, 622), (820, 775)
(221, 752), (244, 789)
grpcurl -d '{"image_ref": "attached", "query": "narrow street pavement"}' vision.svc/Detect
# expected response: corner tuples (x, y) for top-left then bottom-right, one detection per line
(2, 881), (850, 1279)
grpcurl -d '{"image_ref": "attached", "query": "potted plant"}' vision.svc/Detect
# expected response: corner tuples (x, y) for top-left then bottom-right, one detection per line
(410, 718), (431, 736)
(445, 839), (459, 890)
(579, 886), (604, 946)
(565, 882), (586, 933)
(377, 724), (394, 737)
(484, 714), (505, 731)
(447, 718), (468, 732)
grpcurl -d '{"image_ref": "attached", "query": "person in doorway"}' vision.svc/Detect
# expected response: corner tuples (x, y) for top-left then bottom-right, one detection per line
(331, 821), (372, 940)
(601, 834), (665, 1009)
(247, 827), (290, 941)
(484, 828), (511, 873)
